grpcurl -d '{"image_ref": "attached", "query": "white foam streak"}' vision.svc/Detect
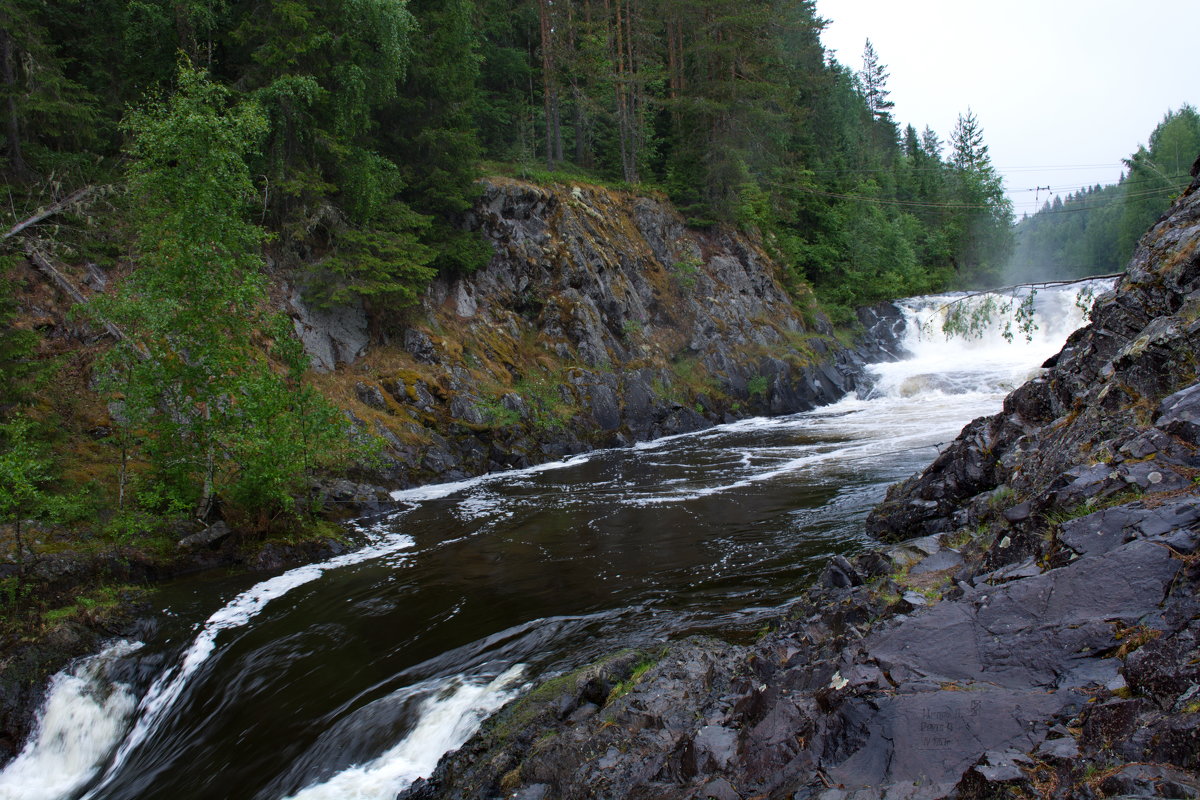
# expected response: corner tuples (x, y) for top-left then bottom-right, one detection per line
(88, 532), (417, 795)
(0, 641), (142, 800)
(283, 665), (527, 800)
(391, 453), (595, 503)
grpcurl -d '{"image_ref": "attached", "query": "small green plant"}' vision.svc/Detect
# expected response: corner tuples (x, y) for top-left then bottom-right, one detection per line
(512, 376), (576, 432)
(606, 657), (658, 705)
(988, 486), (1016, 509)
(477, 396), (521, 428)
(669, 255), (702, 292)
(0, 577), (32, 608)
(942, 527), (977, 550)
(41, 585), (134, 626)
(747, 375), (769, 399)
(621, 319), (643, 339)
(1111, 623), (1162, 658)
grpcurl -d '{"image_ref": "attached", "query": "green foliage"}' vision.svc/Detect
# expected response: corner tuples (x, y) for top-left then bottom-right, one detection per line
(747, 375), (769, 399)
(1120, 105), (1200, 251)
(939, 291), (1038, 343)
(1011, 105), (1200, 283)
(231, 0), (417, 230)
(0, 260), (37, 406)
(90, 63), (353, 526)
(0, 416), (76, 580)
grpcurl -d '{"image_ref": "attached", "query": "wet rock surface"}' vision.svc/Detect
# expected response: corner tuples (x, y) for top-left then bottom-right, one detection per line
(404, 176), (1200, 797)
(408, 513), (1200, 800)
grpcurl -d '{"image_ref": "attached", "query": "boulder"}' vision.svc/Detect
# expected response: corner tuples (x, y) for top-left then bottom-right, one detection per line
(178, 521), (231, 550)
(289, 290), (369, 373)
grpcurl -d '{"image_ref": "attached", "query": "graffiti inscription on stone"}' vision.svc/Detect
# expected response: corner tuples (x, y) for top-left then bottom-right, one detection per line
(916, 700), (980, 751)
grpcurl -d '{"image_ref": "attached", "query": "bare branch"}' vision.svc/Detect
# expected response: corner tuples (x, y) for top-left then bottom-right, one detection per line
(22, 242), (141, 354)
(2, 185), (95, 242)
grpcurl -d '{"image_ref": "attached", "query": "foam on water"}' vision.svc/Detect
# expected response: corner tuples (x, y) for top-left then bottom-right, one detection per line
(79, 529), (417, 798)
(282, 665), (527, 800)
(869, 283), (1103, 400)
(0, 641), (143, 800)
(390, 452), (598, 503)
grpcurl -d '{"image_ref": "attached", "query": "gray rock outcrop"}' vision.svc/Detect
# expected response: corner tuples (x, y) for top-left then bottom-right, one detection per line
(332, 179), (884, 488)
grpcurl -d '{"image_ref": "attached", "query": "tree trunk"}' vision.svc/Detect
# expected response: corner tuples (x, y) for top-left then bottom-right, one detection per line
(612, 0), (638, 183)
(539, 0), (556, 169)
(625, 0), (640, 182)
(573, 84), (588, 166)
(552, 91), (563, 164)
(0, 23), (30, 181)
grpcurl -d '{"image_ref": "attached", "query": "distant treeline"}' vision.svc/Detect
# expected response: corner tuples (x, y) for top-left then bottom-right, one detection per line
(0, 0), (1021, 317)
(1009, 106), (1200, 283)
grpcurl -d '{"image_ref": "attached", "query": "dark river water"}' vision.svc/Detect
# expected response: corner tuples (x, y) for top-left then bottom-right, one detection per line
(0, 287), (1100, 800)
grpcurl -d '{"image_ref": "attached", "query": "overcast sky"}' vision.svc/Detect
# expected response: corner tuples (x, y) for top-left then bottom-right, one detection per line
(814, 0), (1200, 217)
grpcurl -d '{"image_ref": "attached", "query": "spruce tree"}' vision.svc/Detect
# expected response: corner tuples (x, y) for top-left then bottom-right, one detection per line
(858, 39), (893, 123)
(948, 109), (1013, 286)
(0, 0), (97, 179)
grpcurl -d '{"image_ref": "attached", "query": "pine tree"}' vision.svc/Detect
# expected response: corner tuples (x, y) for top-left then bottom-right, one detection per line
(950, 108), (989, 171)
(947, 108), (1013, 286)
(920, 126), (942, 159)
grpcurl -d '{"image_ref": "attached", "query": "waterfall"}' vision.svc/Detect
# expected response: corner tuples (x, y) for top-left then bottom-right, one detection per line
(0, 641), (142, 800)
(0, 280), (1112, 800)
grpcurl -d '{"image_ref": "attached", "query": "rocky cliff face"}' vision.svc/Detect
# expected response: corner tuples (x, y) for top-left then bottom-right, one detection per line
(867, 167), (1200, 551)
(298, 179), (864, 489)
(402, 177), (1200, 798)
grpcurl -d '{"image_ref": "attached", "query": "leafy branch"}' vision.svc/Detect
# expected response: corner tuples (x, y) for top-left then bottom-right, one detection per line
(930, 273), (1122, 343)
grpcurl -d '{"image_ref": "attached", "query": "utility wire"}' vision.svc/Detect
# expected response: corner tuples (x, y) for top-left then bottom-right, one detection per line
(799, 162), (1124, 175)
(794, 183), (1179, 212)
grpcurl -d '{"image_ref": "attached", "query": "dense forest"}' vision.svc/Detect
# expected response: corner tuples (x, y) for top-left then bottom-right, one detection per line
(0, 0), (1018, 315)
(1008, 105), (1200, 283)
(0, 0), (1093, 549)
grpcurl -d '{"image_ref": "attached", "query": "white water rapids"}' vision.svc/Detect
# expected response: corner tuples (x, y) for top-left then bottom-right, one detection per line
(0, 284), (1106, 800)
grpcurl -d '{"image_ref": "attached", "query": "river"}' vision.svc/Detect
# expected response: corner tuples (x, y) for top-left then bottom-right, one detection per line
(0, 286), (1102, 800)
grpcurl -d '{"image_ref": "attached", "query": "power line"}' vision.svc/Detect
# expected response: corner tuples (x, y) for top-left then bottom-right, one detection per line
(799, 161), (1125, 176)
(794, 182), (1182, 213)
(1009, 173), (1188, 194)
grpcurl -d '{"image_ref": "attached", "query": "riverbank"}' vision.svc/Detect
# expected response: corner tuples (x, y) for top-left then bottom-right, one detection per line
(0, 517), (380, 763)
(1, 175), (891, 764)
(402, 173), (1200, 797)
